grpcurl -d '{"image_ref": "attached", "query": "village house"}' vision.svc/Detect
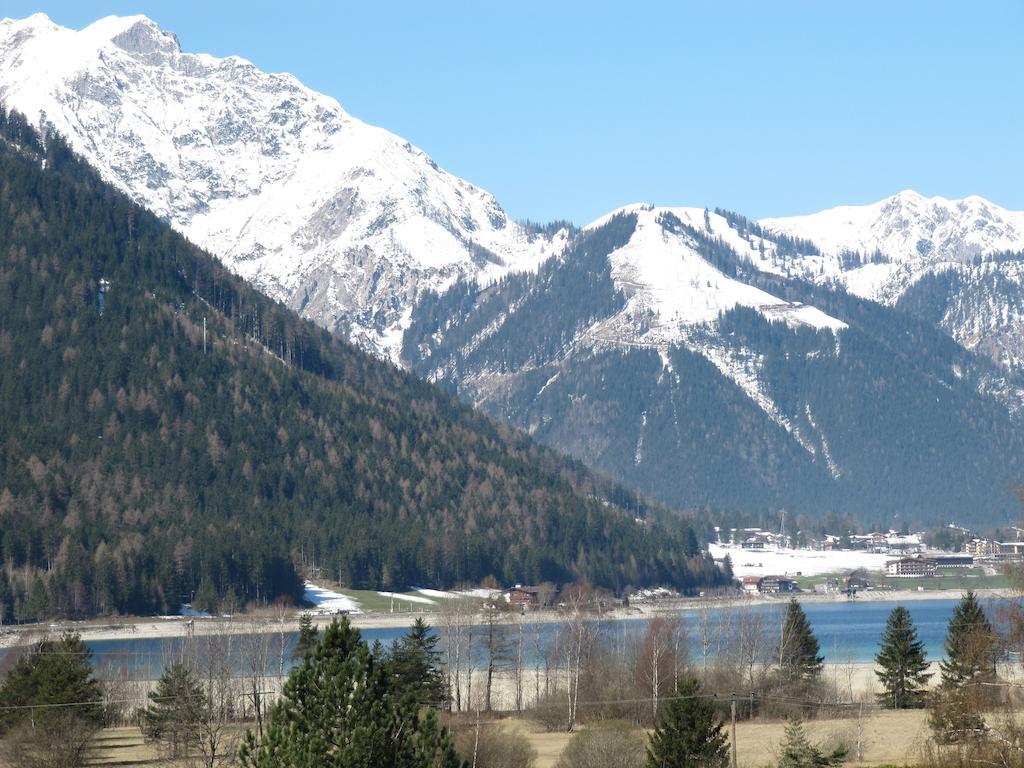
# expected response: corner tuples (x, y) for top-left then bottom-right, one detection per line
(849, 531), (925, 555)
(503, 585), (542, 608)
(730, 527), (788, 549)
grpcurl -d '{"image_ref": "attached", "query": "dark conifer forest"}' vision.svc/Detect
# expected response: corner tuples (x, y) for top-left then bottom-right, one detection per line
(405, 208), (1024, 525)
(0, 110), (724, 622)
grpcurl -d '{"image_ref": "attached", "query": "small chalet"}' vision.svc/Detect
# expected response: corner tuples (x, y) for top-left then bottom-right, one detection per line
(503, 586), (541, 608)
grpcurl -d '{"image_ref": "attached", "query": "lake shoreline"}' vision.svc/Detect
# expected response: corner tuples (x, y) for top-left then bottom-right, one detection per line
(1, 586), (1015, 647)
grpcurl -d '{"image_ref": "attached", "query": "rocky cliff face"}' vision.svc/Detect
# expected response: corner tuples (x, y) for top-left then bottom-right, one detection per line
(0, 13), (565, 358)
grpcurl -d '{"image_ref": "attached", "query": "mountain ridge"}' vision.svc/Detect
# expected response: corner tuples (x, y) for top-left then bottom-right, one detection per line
(0, 108), (723, 621)
(5, 13), (1024, 530)
(405, 208), (1024, 525)
(0, 13), (567, 359)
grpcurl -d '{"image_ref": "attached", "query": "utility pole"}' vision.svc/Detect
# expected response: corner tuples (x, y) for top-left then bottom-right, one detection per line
(731, 692), (738, 768)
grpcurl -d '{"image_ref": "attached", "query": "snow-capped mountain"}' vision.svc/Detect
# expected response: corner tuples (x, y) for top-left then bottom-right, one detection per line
(4, 12), (1024, 524)
(763, 190), (1024, 271)
(0, 13), (565, 358)
(404, 207), (1024, 523)
(760, 191), (1024, 370)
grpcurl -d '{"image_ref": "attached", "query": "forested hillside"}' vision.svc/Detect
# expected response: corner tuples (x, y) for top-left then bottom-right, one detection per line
(405, 208), (1024, 525)
(0, 110), (724, 622)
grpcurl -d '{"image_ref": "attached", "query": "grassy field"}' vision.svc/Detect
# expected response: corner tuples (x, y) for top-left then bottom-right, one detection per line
(871, 569), (1012, 592)
(508, 710), (929, 768)
(326, 586), (440, 613)
(83, 710), (931, 767)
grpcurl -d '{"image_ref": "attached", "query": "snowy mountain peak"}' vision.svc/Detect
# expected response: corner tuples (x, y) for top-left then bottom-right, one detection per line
(761, 190), (1024, 265)
(0, 14), (565, 359)
(582, 206), (847, 360)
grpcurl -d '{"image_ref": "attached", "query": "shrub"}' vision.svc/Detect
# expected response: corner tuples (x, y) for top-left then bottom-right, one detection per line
(452, 726), (536, 768)
(555, 721), (646, 768)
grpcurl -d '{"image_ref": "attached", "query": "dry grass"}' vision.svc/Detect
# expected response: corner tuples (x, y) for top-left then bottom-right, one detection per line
(504, 710), (929, 768)
(85, 727), (162, 766)
(85, 711), (930, 767)
(729, 709), (928, 767)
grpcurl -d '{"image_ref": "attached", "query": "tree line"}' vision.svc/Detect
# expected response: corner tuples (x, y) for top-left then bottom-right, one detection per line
(0, 589), (1018, 767)
(0, 107), (727, 622)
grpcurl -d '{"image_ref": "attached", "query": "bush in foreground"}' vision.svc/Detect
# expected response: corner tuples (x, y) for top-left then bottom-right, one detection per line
(452, 726), (536, 768)
(556, 721), (646, 768)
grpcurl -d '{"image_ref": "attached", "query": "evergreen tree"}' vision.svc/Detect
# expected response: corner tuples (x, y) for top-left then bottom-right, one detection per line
(939, 590), (997, 687)
(192, 579), (218, 614)
(0, 632), (103, 767)
(389, 618), (448, 708)
(239, 618), (464, 768)
(645, 676), (729, 768)
(0, 113), (725, 618)
(777, 717), (847, 767)
(0, 632), (103, 732)
(929, 591), (998, 742)
(139, 663), (205, 758)
(291, 613), (319, 662)
(874, 606), (931, 709)
(721, 554), (734, 582)
(779, 599), (823, 685)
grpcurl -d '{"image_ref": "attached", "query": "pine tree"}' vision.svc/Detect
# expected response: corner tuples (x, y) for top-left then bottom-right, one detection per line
(929, 591), (998, 742)
(779, 599), (823, 686)
(239, 618), (464, 768)
(875, 606), (932, 709)
(139, 663), (205, 758)
(645, 676), (729, 768)
(291, 613), (318, 662)
(939, 590), (996, 687)
(721, 554), (734, 582)
(777, 717), (847, 767)
(0, 632), (103, 767)
(389, 618), (448, 708)
(0, 632), (103, 731)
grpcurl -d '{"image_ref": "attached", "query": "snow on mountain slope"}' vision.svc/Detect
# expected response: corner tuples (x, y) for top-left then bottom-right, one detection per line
(405, 203), (1024, 521)
(0, 13), (565, 358)
(757, 192), (1024, 376)
(566, 207), (847, 441)
(585, 206), (845, 348)
(762, 190), (1024, 265)
(759, 191), (1024, 299)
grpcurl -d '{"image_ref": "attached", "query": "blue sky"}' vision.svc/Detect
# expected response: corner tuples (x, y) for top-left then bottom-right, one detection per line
(5, 1), (1023, 224)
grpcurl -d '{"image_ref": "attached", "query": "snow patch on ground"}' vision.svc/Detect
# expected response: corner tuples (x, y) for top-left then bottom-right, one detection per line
(709, 544), (892, 578)
(413, 587), (501, 600)
(303, 581), (362, 614)
(804, 404), (841, 478)
(634, 410), (647, 466)
(178, 604), (212, 618)
(377, 591), (436, 605)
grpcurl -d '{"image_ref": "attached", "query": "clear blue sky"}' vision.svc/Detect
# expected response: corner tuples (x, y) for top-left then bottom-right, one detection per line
(6, 1), (1023, 224)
